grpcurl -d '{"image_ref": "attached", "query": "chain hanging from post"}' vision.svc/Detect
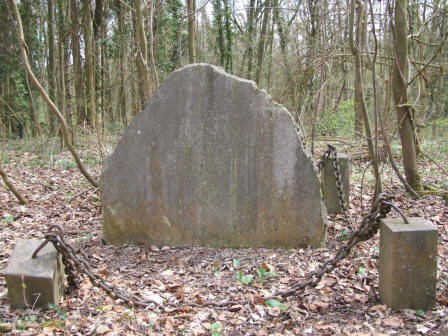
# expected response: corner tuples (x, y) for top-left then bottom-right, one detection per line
(318, 144), (355, 231)
(32, 194), (399, 310)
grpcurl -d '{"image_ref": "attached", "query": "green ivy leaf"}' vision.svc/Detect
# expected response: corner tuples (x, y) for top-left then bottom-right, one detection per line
(233, 258), (240, 267)
(265, 298), (287, 311)
(242, 274), (253, 285)
(415, 309), (425, 316)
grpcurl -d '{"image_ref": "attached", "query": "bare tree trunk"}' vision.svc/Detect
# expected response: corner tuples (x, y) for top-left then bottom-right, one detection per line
(83, 0), (96, 128)
(392, 0), (423, 190)
(350, 0), (382, 196)
(353, 0), (366, 137)
(224, 0), (232, 72)
(47, 0), (56, 131)
(115, 0), (127, 125)
(57, 0), (67, 147)
(215, 0), (225, 66)
(255, 0), (271, 85)
(71, 0), (85, 127)
(134, 0), (151, 107)
(11, 0), (99, 188)
(246, 0), (256, 79)
(24, 71), (41, 137)
(148, 0), (159, 88)
(187, 0), (196, 63)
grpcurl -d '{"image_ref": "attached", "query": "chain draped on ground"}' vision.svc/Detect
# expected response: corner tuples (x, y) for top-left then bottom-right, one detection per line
(33, 193), (396, 310)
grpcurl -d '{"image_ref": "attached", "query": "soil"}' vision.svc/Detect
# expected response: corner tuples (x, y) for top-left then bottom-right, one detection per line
(0, 138), (447, 335)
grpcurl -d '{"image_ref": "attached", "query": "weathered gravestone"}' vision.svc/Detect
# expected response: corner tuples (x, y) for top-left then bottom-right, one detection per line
(101, 64), (327, 248)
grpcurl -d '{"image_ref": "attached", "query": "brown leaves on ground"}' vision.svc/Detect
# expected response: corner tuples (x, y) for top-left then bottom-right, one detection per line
(0, 139), (447, 335)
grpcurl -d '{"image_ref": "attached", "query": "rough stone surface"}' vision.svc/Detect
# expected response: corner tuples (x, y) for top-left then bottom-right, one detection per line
(5, 239), (64, 308)
(101, 64), (327, 248)
(321, 154), (349, 214)
(379, 217), (437, 310)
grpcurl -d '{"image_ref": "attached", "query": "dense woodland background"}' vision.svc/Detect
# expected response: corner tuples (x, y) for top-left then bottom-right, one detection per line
(1, 0), (447, 192)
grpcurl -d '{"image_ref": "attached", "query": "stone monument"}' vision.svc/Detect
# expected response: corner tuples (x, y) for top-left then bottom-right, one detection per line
(101, 64), (327, 248)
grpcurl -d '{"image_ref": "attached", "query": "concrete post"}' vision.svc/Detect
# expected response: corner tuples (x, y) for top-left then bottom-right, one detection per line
(379, 217), (437, 310)
(5, 239), (64, 308)
(321, 153), (349, 214)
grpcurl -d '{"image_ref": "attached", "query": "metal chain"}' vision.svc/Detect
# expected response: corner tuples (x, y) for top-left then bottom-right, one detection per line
(33, 194), (397, 309)
(318, 144), (354, 231)
(33, 225), (162, 308)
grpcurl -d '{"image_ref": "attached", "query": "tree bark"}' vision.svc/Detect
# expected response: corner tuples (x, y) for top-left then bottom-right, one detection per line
(70, 0), (85, 127)
(134, 0), (151, 107)
(47, 0), (57, 131)
(255, 0), (271, 85)
(83, 0), (96, 128)
(148, 0), (159, 87)
(10, 0), (99, 188)
(350, 0), (382, 196)
(215, 0), (225, 66)
(392, 0), (423, 190)
(115, 0), (127, 125)
(246, 0), (256, 79)
(224, 0), (232, 72)
(187, 0), (196, 63)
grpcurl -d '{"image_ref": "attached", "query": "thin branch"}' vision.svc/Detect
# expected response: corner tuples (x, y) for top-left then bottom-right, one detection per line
(10, 0), (99, 188)
(0, 163), (27, 204)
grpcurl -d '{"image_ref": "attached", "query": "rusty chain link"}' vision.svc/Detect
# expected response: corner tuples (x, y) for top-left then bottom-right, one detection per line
(318, 144), (355, 231)
(32, 193), (398, 310)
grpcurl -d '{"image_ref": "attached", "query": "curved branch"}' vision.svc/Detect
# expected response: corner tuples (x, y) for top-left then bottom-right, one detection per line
(10, 0), (98, 188)
(0, 163), (27, 204)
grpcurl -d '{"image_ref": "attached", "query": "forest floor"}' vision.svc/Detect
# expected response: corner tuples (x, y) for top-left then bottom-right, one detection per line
(0, 135), (447, 335)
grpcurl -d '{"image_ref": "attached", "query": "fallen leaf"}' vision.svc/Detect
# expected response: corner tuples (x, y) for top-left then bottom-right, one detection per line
(96, 324), (111, 335)
(382, 315), (403, 328)
(164, 316), (175, 330)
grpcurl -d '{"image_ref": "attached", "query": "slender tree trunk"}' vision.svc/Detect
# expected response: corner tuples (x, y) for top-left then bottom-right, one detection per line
(47, 0), (56, 131)
(224, 0), (232, 72)
(93, 0), (104, 129)
(24, 72), (41, 137)
(255, 0), (271, 85)
(350, 0), (382, 196)
(11, 0), (98, 187)
(83, 0), (96, 128)
(187, 0), (196, 63)
(148, 0), (159, 87)
(353, 0), (366, 136)
(392, 0), (422, 190)
(134, 0), (151, 107)
(266, 10), (275, 88)
(116, 0), (127, 125)
(71, 0), (85, 127)
(246, 0), (256, 79)
(57, 0), (67, 146)
(214, 0), (225, 66)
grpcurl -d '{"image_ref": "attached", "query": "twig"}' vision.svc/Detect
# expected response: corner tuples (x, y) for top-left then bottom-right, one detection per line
(0, 163), (28, 204)
(69, 186), (97, 203)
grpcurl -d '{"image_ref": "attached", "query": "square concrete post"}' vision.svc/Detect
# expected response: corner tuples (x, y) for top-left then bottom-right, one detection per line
(321, 154), (349, 214)
(379, 217), (437, 310)
(5, 239), (64, 308)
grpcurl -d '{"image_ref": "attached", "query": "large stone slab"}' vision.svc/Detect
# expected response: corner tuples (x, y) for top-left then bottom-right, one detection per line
(101, 64), (327, 248)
